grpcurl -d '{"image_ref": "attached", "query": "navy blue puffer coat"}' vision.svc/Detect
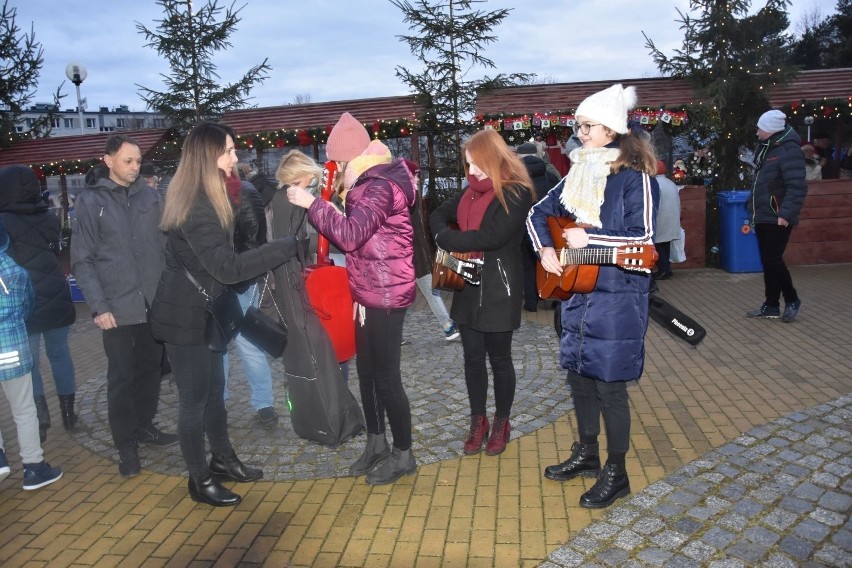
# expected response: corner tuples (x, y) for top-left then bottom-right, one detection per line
(526, 167), (658, 382)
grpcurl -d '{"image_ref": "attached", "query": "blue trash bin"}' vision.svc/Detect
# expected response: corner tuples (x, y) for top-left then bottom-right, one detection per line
(716, 190), (763, 273)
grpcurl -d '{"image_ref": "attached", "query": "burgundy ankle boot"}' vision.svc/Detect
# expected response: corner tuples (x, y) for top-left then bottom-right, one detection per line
(463, 415), (489, 455)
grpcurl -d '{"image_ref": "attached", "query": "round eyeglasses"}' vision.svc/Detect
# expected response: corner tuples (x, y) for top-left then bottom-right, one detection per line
(572, 122), (602, 135)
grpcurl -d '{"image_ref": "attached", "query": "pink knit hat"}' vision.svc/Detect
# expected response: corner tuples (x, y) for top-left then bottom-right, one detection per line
(326, 112), (371, 162)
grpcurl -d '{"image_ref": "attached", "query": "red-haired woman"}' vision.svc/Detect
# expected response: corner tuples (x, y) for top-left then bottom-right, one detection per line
(430, 129), (535, 456)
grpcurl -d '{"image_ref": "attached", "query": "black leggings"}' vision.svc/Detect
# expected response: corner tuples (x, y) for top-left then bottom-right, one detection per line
(460, 326), (516, 418)
(567, 371), (630, 457)
(355, 307), (412, 451)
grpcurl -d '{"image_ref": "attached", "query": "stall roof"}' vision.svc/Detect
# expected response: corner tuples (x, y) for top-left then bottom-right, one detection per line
(0, 128), (173, 168)
(475, 68), (852, 116)
(221, 95), (422, 136)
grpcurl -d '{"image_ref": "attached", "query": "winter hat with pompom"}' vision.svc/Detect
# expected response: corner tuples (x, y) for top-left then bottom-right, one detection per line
(574, 83), (637, 135)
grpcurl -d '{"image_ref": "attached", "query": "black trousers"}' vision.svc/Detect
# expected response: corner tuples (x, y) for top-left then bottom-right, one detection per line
(522, 238), (540, 309)
(102, 321), (164, 448)
(166, 343), (233, 482)
(460, 326), (516, 418)
(655, 241), (672, 274)
(755, 223), (798, 307)
(355, 307), (412, 451)
(567, 371), (631, 456)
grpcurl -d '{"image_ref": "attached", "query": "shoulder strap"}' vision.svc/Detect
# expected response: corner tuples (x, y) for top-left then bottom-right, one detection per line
(172, 235), (211, 300)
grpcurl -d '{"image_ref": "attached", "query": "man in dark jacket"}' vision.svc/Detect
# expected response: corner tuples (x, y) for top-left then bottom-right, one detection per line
(71, 135), (176, 479)
(746, 110), (808, 322)
(0, 165), (77, 443)
(516, 143), (561, 311)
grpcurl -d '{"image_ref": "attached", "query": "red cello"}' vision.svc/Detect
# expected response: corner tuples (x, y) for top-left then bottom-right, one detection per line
(303, 162), (356, 363)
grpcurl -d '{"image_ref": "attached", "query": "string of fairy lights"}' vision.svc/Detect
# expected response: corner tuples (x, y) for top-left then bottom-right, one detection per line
(17, 95), (852, 179)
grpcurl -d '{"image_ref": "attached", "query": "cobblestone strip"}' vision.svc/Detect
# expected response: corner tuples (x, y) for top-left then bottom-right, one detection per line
(542, 394), (852, 568)
(71, 310), (571, 480)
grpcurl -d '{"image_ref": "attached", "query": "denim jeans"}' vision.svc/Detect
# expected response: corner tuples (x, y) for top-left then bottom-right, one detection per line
(223, 284), (274, 411)
(415, 274), (452, 331)
(29, 326), (76, 397)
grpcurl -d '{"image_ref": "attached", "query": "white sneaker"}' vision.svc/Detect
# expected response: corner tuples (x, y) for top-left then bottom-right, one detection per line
(444, 324), (460, 341)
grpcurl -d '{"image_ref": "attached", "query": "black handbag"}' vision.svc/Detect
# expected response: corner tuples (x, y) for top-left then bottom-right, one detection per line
(177, 256), (243, 352)
(204, 288), (243, 352)
(240, 276), (288, 358)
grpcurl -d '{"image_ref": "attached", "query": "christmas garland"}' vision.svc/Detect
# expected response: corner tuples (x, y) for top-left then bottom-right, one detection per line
(234, 119), (416, 150)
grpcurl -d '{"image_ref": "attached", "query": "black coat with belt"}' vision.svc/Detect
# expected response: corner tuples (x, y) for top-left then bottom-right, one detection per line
(151, 193), (297, 346)
(430, 185), (533, 332)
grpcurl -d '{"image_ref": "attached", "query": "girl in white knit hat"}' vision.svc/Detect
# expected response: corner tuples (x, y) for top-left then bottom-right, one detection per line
(526, 84), (659, 509)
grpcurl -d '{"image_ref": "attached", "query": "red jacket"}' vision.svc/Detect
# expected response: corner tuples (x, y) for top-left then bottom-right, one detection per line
(307, 158), (417, 309)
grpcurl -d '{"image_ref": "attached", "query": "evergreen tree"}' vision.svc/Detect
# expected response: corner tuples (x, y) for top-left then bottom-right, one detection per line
(391, 0), (531, 206)
(136, 0), (271, 131)
(787, 1), (851, 69)
(0, 0), (62, 147)
(644, 0), (797, 193)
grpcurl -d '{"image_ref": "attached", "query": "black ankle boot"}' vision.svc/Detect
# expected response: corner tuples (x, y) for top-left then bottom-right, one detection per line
(209, 451), (263, 482)
(34, 395), (50, 443)
(365, 448), (417, 486)
(188, 475), (241, 507)
(543, 442), (600, 481)
(579, 463), (631, 509)
(58, 394), (77, 430)
(349, 433), (391, 476)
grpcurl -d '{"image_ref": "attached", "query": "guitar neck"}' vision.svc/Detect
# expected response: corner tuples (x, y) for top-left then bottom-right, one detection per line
(438, 250), (465, 273)
(559, 247), (619, 266)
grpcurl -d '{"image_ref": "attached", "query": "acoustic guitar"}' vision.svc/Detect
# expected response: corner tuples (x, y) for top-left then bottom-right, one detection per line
(537, 217), (658, 301)
(432, 249), (484, 292)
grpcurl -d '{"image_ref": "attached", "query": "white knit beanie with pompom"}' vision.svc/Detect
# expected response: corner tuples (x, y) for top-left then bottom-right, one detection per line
(574, 84), (637, 135)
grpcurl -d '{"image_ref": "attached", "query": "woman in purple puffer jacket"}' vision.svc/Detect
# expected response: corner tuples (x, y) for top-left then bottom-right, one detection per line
(287, 138), (418, 486)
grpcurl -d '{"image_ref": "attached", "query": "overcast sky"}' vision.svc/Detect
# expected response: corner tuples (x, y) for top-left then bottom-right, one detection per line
(9, 0), (829, 113)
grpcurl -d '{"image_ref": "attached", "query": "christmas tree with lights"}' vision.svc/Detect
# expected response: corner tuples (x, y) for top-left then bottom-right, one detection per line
(644, 0), (798, 192)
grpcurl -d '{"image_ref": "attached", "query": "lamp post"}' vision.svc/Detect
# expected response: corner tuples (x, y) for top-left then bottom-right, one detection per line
(804, 116), (814, 142)
(65, 63), (87, 135)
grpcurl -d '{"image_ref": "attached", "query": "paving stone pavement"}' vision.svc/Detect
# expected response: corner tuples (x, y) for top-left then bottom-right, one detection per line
(542, 395), (852, 567)
(1, 264), (851, 566)
(71, 309), (571, 480)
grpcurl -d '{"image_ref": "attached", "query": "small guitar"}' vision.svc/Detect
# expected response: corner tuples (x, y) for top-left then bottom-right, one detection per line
(537, 217), (658, 301)
(432, 249), (484, 291)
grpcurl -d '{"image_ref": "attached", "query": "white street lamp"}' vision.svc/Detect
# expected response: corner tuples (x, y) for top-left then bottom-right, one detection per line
(65, 63), (87, 135)
(804, 116), (814, 142)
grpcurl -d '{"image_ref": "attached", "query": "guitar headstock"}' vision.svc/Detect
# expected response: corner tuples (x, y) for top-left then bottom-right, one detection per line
(615, 244), (659, 269)
(321, 161), (338, 203)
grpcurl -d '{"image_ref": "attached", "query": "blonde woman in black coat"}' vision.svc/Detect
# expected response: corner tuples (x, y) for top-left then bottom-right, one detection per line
(430, 130), (535, 457)
(151, 122), (298, 507)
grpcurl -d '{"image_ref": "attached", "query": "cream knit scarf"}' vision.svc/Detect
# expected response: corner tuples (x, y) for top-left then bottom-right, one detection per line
(560, 147), (620, 228)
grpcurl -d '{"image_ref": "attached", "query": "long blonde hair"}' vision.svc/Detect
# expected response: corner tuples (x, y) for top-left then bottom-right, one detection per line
(275, 150), (323, 188)
(463, 130), (535, 211)
(161, 122), (236, 231)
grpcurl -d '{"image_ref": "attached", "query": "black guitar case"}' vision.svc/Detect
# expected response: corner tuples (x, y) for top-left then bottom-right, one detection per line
(648, 293), (707, 346)
(269, 190), (365, 446)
